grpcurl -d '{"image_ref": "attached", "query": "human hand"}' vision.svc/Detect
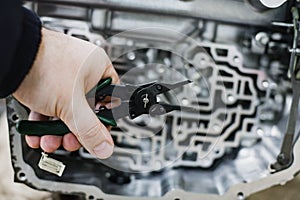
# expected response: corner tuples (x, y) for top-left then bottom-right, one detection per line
(13, 28), (119, 159)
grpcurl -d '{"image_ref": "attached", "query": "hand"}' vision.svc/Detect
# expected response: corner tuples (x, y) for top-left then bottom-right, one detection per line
(13, 28), (119, 159)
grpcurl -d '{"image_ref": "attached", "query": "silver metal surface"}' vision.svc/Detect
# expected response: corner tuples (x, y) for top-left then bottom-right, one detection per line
(29, 0), (288, 26)
(7, 1), (300, 200)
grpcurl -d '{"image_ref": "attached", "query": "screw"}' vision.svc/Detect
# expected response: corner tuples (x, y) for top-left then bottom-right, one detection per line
(156, 84), (162, 91)
(100, 106), (105, 110)
(131, 113), (136, 118)
(277, 153), (287, 164)
(142, 94), (149, 108)
(94, 39), (101, 46)
(98, 96), (105, 100)
(127, 52), (136, 61)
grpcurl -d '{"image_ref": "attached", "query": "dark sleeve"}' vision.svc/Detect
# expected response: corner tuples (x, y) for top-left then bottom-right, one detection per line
(0, 1), (42, 98)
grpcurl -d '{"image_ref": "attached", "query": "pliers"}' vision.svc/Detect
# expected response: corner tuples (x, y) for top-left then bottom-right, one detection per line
(16, 78), (192, 136)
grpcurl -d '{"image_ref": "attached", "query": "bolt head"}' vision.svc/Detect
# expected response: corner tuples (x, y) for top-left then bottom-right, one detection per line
(156, 85), (162, 90)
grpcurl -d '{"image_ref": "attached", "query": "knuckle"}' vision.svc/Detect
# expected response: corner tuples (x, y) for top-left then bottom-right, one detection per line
(95, 46), (109, 60)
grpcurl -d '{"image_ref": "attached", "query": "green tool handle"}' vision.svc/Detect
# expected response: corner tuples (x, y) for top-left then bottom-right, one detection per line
(16, 115), (117, 136)
(16, 78), (117, 136)
(16, 120), (70, 136)
(97, 77), (112, 91)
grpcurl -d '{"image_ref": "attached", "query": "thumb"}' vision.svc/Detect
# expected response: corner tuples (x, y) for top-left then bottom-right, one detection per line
(67, 91), (114, 159)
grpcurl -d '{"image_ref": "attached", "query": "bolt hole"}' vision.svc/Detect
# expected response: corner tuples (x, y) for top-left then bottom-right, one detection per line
(233, 56), (240, 63)
(88, 195), (95, 200)
(11, 113), (19, 123)
(174, 198), (181, 200)
(237, 192), (244, 200)
(17, 171), (27, 181)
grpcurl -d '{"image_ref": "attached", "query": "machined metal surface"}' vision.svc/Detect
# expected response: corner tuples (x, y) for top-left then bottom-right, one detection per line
(29, 0), (288, 26)
(7, 1), (300, 200)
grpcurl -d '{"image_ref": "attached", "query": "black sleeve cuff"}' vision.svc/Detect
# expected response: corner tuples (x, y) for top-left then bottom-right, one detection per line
(0, 8), (41, 98)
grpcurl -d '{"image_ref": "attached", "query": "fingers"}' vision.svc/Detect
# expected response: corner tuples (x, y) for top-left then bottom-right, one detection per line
(25, 135), (40, 149)
(62, 133), (82, 151)
(40, 135), (62, 153)
(25, 111), (47, 149)
(25, 111), (63, 152)
(102, 63), (119, 84)
(67, 88), (114, 159)
(25, 111), (82, 152)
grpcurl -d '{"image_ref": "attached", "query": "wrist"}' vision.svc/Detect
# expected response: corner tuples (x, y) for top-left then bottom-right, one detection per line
(0, 8), (41, 98)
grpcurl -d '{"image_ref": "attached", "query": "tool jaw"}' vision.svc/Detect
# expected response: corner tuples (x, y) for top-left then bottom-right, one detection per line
(129, 87), (157, 119)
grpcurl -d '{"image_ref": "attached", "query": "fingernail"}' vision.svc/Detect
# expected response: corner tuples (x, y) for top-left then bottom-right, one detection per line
(93, 141), (114, 159)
